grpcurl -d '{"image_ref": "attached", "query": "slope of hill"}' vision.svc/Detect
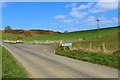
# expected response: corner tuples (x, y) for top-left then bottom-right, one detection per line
(24, 26), (119, 41)
(2, 26), (119, 42)
(24, 26), (119, 53)
(2, 26), (119, 53)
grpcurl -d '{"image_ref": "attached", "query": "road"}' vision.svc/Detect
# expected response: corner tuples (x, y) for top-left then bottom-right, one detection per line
(2, 43), (118, 78)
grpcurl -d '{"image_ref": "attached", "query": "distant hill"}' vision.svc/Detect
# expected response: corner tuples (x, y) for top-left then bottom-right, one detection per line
(3, 29), (61, 35)
(2, 29), (61, 40)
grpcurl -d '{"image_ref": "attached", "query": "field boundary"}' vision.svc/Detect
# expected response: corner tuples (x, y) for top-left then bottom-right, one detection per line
(25, 40), (118, 54)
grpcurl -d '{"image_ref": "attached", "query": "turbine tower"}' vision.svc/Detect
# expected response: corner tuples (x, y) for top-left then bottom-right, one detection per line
(96, 19), (100, 31)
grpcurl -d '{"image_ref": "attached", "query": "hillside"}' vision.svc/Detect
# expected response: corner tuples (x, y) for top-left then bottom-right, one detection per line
(2, 26), (119, 53)
(24, 26), (119, 53)
(2, 29), (60, 40)
(2, 26), (119, 42)
(24, 26), (119, 41)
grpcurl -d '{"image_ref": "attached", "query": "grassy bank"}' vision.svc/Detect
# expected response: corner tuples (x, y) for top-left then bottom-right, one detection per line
(55, 49), (119, 69)
(2, 46), (29, 78)
(72, 30), (118, 53)
(0, 46), (2, 79)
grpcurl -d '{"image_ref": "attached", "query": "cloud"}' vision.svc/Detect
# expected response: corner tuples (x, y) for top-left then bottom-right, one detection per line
(85, 16), (97, 25)
(112, 17), (118, 23)
(98, 0), (118, 2)
(0, 3), (2, 8)
(103, 17), (118, 25)
(70, 10), (88, 18)
(54, 15), (74, 23)
(61, 19), (74, 23)
(55, 3), (93, 24)
(97, 2), (118, 9)
(54, 15), (66, 19)
(65, 4), (70, 8)
(86, 16), (96, 22)
(68, 3), (91, 18)
(91, 2), (118, 13)
(71, 3), (77, 7)
(72, 3), (94, 11)
(55, 2), (118, 29)
(85, 15), (118, 27)
(65, 3), (77, 8)
(65, 2), (94, 11)
(77, 3), (93, 10)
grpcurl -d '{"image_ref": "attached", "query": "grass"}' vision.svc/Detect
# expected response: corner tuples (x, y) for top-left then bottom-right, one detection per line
(2, 26), (119, 53)
(55, 49), (120, 69)
(2, 46), (29, 78)
(24, 26), (118, 41)
(2, 26), (118, 42)
(72, 31), (118, 53)
(2, 33), (25, 40)
(0, 46), (2, 79)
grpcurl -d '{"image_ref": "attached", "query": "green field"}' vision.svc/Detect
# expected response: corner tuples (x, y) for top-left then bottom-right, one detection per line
(2, 26), (119, 53)
(0, 46), (2, 79)
(24, 26), (118, 41)
(2, 33), (25, 40)
(72, 29), (118, 53)
(2, 46), (29, 78)
(55, 49), (120, 69)
(2, 26), (118, 41)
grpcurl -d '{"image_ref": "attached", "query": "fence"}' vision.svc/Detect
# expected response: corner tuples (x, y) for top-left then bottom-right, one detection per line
(72, 42), (118, 54)
(24, 39), (82, 45)
(24, 40), (119, 54)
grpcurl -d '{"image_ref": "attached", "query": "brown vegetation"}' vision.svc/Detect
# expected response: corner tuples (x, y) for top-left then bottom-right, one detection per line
(4, 29), (61, 35)
(0, 30), (3, 33)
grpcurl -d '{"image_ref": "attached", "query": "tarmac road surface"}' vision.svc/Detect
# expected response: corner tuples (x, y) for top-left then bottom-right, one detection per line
(2, 43), (118, 78)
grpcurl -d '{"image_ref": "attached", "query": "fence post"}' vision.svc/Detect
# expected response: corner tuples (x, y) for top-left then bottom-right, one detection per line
(64, 46), (65, 50)
(103, 43), (106, 52)
(79, 43), (80, 49)
(90, 43), (92, 51)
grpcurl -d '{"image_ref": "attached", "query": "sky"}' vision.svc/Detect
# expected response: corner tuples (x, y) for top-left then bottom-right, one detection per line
(1, 2), (119, 32)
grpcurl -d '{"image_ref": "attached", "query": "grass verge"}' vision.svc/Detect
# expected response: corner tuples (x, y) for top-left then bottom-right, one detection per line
(0, 46), (2, 79)
(2, 46), (29, 78)
(55, 49), (120, 69)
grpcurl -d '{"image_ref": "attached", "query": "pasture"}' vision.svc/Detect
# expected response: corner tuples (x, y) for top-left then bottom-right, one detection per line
(2, 26), (119, 53)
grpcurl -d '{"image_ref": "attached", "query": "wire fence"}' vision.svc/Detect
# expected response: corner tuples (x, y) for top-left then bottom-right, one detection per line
(24, 40), (119, 54)
(72, 42), (118, 54)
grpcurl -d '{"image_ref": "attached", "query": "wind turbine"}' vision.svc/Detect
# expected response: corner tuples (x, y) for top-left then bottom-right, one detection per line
(58, 26), (62, 32)
(96, 19), (100, 31)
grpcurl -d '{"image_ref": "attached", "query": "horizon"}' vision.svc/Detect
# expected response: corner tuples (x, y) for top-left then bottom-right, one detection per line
(1, 2), (118, 32)
(0, 26), (118, 33)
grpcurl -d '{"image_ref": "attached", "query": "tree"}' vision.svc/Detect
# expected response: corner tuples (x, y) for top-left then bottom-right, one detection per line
(5, 26), (11, 30)
(4, 26), (12, 33)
